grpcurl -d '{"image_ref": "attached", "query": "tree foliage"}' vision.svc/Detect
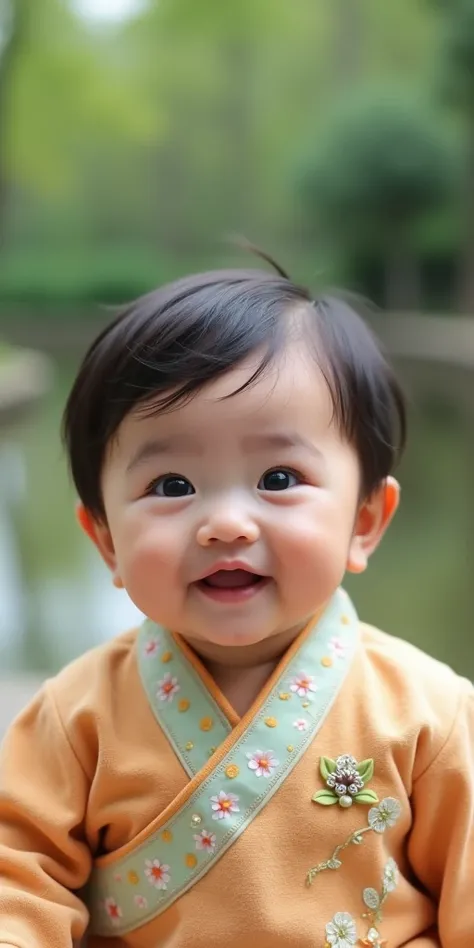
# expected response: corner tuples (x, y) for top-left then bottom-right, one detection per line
(3, 0), (156, 198)
(297, 86), (455, 306)
(429, 0), (474, 310)
(0, 0), (468, 309)
(433, 0), (474, 108)
(299, 88), (453, 251)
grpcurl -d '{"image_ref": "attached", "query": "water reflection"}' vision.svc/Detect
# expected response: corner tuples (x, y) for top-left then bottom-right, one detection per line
(0, 384), (143, 673)
(0, 445), (27, 649)
(34, 560), (143, 662)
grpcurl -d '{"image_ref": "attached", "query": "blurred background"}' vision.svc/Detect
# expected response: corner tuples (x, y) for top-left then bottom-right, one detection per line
(0, 0), (473, 718)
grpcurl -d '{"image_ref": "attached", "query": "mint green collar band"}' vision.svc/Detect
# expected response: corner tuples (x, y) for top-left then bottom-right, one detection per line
(85, 588), (358, 936)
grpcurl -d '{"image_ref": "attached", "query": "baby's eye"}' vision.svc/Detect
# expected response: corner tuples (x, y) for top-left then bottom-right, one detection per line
(149, 475), (195, 498)
(258, 469), (301, 491)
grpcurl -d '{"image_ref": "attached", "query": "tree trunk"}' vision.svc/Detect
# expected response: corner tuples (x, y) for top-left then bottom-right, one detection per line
(333, 0), (364, 85)
(219, 33), (256, 236)
(458, 121), (474, 314)
(0, 0), (27, 246)
(385, 242), (421, 312)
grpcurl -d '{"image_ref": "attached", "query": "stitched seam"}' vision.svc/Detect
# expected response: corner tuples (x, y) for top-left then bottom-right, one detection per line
(412, 680), (464, 785)
(45, 681), (91, 782)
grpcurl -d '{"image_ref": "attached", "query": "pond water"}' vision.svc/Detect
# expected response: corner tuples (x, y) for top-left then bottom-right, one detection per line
(1, 357), (473, 679)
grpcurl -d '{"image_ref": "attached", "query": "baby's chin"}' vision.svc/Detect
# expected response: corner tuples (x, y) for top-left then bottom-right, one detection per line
(180, 617), (286, 653)
(193, 626), (272, 649)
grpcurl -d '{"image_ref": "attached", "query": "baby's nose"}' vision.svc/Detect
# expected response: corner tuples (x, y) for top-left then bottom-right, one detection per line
(196, 505), (260, 547)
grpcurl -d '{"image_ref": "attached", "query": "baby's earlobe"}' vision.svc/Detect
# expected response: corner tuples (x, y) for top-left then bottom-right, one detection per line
(346, 537), (368, 575)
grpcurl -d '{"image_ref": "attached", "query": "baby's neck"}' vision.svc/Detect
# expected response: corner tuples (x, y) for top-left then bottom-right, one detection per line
(186, 623), (303, 670)
(206, 661), (279, 717)
(184, 620), (313, 718)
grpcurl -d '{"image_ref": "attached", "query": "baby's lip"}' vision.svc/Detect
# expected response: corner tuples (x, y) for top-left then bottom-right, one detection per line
(196, 560), (267, 582)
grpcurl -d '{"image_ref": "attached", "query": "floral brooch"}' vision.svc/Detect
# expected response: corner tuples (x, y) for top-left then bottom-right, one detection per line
(313, 754), (378, 809)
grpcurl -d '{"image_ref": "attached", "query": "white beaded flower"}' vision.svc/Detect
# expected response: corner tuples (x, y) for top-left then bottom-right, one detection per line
(325, 912), (357, 948)
(368, 797), (402, 833)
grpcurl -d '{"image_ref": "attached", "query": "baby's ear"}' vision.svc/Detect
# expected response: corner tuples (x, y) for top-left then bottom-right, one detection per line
(76, 504), (123, 588)
(346, 477), (400, 574)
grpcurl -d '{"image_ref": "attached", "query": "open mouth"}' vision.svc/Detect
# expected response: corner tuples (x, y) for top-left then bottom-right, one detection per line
(195, 569), (268, 602)
(201, 569), (262, 589)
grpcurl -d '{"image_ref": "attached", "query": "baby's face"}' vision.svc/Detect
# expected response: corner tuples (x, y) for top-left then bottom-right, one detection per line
(92, 344), (389, 648)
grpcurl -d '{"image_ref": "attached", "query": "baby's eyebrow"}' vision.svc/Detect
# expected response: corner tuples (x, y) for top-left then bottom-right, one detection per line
(242, 432), (324, 459)
(126, 430), (323, 473)
(126, 435), (201, 472)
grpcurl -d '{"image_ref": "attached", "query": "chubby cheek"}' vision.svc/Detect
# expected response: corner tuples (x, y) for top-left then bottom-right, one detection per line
(273, 502), (353, 604)
(114, 517), (183, 618)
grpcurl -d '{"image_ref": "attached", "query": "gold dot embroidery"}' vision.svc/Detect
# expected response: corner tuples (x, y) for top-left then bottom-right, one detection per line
(185, 741), (194, 751)
(191, 813), (202, 827)
(225, 764), (240, 779)
(185, 853), (198, 869)
(279, 692), (291, 701)
(302, 701), (310, 709)
(287, 745), (294, 752)
(321, 656), (333, 668)
(200, 716), (214, 732)
(178, 699), (190, 712)
(161, 830), (173, 843)
(161, 651), (173, 663)
(127, 870), (140, 885)
(209, 746), (217, 756)
(341, 615), (350, 625)
(265, 716), (278, 728)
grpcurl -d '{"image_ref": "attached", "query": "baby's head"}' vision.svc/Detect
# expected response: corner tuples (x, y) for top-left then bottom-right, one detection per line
(63, 266), (405, 651)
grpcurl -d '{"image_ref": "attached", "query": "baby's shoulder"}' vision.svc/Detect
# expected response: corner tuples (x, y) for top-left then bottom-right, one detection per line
(358, 620), (473, 772)
(359, 620), (465, 689)
(47, 626), (140, 723)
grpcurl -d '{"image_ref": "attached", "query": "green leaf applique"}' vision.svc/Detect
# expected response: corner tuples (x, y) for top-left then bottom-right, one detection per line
(311, 789), (339, 805)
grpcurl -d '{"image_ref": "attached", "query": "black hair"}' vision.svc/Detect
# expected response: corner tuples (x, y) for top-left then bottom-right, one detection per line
(62, 265), (406, 519)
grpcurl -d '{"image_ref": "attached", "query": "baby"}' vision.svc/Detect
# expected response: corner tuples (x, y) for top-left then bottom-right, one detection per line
(0, 262), (472, 947)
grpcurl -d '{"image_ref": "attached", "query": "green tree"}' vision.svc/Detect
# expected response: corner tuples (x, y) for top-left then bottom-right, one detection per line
(0, 0), (27, 239)
(121, 0), (334, 257)
(0, 0), (449, 303)
(431, 0), (474, 311)
(297, 87), (453, 309)
(2, 0), (156, 234)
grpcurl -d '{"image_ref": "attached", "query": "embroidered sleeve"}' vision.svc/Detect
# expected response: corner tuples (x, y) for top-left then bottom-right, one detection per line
(407, 677), (474, 946)
(0, 683), (91, 946)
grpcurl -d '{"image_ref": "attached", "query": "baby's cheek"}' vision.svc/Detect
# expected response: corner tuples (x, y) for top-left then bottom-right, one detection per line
(119, 527), (179, 592)
(276, 515), (349, 592)
(273, 507), (329, 558)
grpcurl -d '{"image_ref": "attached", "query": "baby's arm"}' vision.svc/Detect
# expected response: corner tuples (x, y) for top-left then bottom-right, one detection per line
(407, 676), (474, 947)
(0, 683), (92, 948)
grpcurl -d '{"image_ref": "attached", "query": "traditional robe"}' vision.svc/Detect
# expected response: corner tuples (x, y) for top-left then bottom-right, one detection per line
(0, 590), (472, 948)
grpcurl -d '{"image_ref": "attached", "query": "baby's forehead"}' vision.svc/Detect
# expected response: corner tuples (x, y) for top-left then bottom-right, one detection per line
(115, 349), (334, 452)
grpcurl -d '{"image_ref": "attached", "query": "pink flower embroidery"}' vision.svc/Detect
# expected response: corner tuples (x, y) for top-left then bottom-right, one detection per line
(144, 858), (171, 890)
(134, 895), (148, 910)
(194, 829), (217, 853)
(290, 672), (318, 698)
(157, 672), (180, 703)
(144, 638), (160, 657)
(329, 636), (349, 659)
(210, 790), (240, 820)
(293, 718), (309, 732)
(246, 749), (279, 778)
(104, 897), (122, 924)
